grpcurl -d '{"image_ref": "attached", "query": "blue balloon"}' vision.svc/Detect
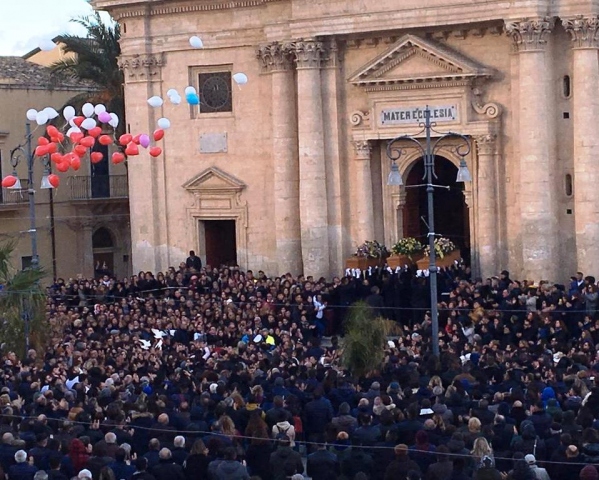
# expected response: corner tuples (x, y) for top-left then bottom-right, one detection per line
(186, 93), (200, 105)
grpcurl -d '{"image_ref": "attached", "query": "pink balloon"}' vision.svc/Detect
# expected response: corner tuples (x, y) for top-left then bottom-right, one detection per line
(98, 111), (112, 123)
(139, 134), (151, 149)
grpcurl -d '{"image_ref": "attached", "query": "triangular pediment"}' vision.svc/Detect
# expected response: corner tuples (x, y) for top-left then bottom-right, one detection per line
(183, 166), (245, 192)
(348, 34), (493, 89)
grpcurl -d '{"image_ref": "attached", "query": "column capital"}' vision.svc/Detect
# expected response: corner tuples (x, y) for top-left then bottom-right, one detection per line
(257, 42), (293, 73)
(474, 134), (497, 155)
(504, 17), (554, 52)
(562, 15), (599, 49)
(287, 39), (323, 69)
(352, 140), (372, 160)
(321, 39), (340, 68)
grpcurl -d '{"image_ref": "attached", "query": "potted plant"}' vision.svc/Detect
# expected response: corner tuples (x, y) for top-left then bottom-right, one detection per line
(388, 237), (423, 268)
(346, 240), (389, 270)
(416, 237), (461, 269)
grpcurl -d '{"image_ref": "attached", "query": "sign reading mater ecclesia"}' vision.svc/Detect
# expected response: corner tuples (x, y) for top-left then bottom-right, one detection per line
(380, 105), (458, 126)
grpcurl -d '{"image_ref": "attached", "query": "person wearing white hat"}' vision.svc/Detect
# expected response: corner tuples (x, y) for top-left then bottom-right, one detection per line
(525, 454), (551, 480)
(77, 470), (92, 480)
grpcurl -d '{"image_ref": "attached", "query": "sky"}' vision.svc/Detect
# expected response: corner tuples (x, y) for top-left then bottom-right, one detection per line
(0, 0), (108, 56)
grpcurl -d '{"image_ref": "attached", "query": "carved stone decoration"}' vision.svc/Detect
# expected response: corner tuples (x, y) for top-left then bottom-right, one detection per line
(321, 39), (340, 68)
(352, 140), (372, 160)
(562, 16), (599, 49)
(471, 87), (501, 119)
(349, 110), (371, 128)
(475, 134), (497, 156)
(119, 54), (164, 82)
(287, 40), (323, 69)
(504, 18), (555, 52)
(257, 42), (293, 73)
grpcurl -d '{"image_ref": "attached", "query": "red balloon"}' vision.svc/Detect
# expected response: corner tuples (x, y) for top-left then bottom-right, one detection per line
(48, 174), (60, 188)
(69, 131), (84, 144)
(88, 127), (102, 138)
(72, 116), (84, 127)
(98, 135), (113, 146)
(50, 153), (63, 164)
(37, 137), (49, 146)
(74, 145), (87, 157)
(35, 145), (48, 157)
(79, 136), (95, 148)
(90, 152), (104, 163)
(70, 156), (81, 171)
(125, 142), (139, 156)
(56, 161), (69, 173)
(46, 125), (59, 137)
(54, 132), (65, 142)
(1, 176), (17, 188)
(153, 129), (165, 141)
(132, 134), (142, 145)
(46, 142), (57, 154)
(149, 147), (162, 157)
(111, 152), (125, 164)
(118, 134), (132, 146)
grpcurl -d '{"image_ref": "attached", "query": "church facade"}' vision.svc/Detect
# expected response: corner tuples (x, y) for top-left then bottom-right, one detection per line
(94, 0), (599, 282)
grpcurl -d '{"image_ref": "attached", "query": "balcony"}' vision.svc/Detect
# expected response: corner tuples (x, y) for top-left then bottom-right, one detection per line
(68, 175), (128, 202)
(0, 179), (29, 209)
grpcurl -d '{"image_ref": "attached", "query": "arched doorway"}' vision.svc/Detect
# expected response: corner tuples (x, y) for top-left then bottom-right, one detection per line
(403, 155), (470, 261)
(93, 227), (115, 277)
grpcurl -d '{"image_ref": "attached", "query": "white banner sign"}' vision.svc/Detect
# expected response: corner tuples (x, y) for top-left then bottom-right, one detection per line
(380, 105), (458, 126)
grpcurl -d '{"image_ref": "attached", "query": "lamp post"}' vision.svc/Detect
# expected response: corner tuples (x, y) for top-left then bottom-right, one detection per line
(7, 122), (55, 352)
(386, 106), (471, 357)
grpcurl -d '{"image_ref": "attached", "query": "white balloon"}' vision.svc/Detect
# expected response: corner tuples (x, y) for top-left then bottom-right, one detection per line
(43, 107), (59, 119)
(66, 127), (82, 137)
(82, 103), (95, 118)
(189, 36), (204, 48)
(147, 96), (164, 108)
(38, 39), (56, 51)
(157, 118), (171, 130)
(63, 106), (76, 121)
(81, 118), (96, 130)
(109, 113), (119, 128)
(184, 86), (197, 95)
(26, 109), (38, 121)
(166, 89), (179, 98)
(170, 95), (182, 105)
(233, 72), (248, 85)
(35, 111), (49, 126)
(94, 104), (106, 115)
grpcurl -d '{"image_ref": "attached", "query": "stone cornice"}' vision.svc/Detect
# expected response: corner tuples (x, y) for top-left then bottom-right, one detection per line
(103, 0), (284, 20)
(504, 17), (555, 52)
(562, 15), (599, 49)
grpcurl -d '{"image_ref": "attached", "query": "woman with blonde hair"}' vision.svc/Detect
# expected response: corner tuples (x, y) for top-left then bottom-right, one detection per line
(471, 436), (494, 471)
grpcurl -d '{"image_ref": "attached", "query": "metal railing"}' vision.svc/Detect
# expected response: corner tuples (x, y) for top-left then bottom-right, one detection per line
(68, 175), (128, 201)
(0, 179), (29, 205)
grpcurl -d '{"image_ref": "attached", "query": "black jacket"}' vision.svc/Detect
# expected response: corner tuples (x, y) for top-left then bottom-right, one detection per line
(307, 449), (339, 480)
(269, 447), (303, 480)
(150, 460), (185, 480)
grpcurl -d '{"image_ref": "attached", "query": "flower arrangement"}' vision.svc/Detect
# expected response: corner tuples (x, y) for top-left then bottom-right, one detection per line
(423, 237), (456, 259)
(391, 237), (423, 258)
(354, 240), (389, 259)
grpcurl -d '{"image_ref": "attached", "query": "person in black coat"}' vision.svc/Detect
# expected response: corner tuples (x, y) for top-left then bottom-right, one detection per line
(150, 449), (185, 480)
(384, 444), (420, 480)
(183, 440), (209, 480)
(307, 442), (339, 480)
(131, 458), (156, 480)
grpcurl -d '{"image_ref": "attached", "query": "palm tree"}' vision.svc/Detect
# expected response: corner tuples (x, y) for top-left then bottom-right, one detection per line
(52, 12), (124, 135)
(341, 301), (396, 378)
(0, 242), (47, 357)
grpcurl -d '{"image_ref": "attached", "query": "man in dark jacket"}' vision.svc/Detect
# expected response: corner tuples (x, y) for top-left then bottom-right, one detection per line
(425, 446), (453, 480)
(8, 450), (38, 480)
(108, 448), (136, 480)
(303, 389), (334, 443)
(185, 251), (202, 271)
(215, 448), (249, 480)
(307, 441), (339, 480)
(384, 444), (420, 480)
(150, 449), (185, 480)
(269, 435), (303, 480)
(131, 458), (156, 480)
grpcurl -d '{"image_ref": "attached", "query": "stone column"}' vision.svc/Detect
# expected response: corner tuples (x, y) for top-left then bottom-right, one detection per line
(505, 18), (558, 281)
(352, 140), (375, 244)
(291, 40), (330, 279)
(258, 43), (302, 275)
(475, 134), (498, 279)
(563, 16), (599, 275)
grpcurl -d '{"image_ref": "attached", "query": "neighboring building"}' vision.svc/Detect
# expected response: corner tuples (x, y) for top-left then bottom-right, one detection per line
(0, 53), (131, 280)
(93, 0), (594, 282)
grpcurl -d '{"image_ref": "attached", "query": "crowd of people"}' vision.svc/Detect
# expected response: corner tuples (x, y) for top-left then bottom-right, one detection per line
(0, 255), (598, 480)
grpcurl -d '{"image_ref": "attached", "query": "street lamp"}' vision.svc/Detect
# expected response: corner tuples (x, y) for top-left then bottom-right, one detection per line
(386, 106), (471, 357)
(7, 122), (54, 352)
